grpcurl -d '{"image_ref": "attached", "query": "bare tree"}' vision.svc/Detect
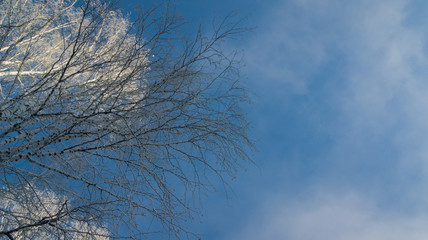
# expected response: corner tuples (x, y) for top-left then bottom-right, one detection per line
(0, 0), (251, 239)
(0, 184), (109, 240)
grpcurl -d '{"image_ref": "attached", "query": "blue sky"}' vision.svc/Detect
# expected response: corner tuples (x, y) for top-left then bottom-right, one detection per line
(124, 0), (428, 239)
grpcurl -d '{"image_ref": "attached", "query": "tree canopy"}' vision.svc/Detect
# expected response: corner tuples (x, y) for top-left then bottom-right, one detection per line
(0, 0), (251, 239)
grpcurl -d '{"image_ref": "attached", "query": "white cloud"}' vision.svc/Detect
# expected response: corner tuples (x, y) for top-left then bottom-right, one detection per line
(234, 0), (428, 239)
(333, 0), (428, 178)
(245, 0), (338, 94)
(230, 191), (428, 240)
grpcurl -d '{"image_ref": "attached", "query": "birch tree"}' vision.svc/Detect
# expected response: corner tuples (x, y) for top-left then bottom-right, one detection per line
(0, 0), (251, 238)
(0, 184), (109, 239)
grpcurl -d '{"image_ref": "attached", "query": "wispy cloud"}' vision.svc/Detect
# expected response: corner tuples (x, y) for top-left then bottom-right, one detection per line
(231, 191), (428, 240)
(245, 0), (341, 94)
(233, 0), (428, 238)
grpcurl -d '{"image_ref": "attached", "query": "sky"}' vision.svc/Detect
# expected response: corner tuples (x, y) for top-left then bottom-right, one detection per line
(124, 0), (428, 239)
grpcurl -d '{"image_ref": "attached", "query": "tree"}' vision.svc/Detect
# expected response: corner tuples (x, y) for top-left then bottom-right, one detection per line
(0, 184), (109, 239)
(0, 0), (251, 239)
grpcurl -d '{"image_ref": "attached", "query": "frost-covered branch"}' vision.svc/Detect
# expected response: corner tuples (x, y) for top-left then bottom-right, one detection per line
(0, 184), (109, 239)
(0, 0), (251, 238)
